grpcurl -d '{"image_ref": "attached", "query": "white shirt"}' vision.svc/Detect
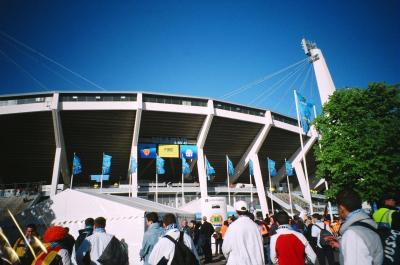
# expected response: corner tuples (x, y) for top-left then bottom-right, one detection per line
(311, 221), (333, 248)
(58, 248), (72, 265)
(148, 228), (199, 265)
(75, 230), (113, 265)
(222, 215), (264, 265)
(341, 229), (376, 265)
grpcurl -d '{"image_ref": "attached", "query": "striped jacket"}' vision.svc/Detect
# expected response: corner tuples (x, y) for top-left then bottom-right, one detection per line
(32, 246), (71, 265)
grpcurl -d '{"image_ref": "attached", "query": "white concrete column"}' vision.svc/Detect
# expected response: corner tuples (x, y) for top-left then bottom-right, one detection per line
(293, 162), (312, 206)
(274, 131), (318, 202)
(197, 100), (214, 200)
(302, 39), (336, 105)
(231, 111), (273, 182)
(252, 153), (269, 217)
(128, 93), (142, 197)
(310, 48), (336, 105)
(50, 93), (70, 197)
(50, 147), (62, 197)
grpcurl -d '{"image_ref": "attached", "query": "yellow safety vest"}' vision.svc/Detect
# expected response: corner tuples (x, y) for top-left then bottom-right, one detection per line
(373, 208), (395, 228)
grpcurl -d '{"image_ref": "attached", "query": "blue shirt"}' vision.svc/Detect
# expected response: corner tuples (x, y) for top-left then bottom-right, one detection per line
(140, 223), (164, 265)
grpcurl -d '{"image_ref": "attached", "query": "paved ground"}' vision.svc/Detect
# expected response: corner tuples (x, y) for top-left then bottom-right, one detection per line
(200, 254), (226, 265)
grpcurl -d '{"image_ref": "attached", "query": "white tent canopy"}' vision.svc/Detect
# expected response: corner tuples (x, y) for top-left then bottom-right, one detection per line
(17, 189), (194, 264)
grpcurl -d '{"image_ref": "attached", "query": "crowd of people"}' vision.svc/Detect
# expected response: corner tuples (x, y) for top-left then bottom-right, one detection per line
(0, 188), (398, 265)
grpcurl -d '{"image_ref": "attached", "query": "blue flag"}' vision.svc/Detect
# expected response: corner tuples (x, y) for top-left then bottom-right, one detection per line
(73, 154), (82, 175)
(296, 91), (314, 134)
(249, 160), (254, 177)
(227, 156), (235, 177)
(285, 161), (294, 176)
(205, 157), (215, 180)
(102, 154), (112, 175)
(182, 158), (191, 175)
(129, 157), (137, 174)
(156, 155), (165, 174)
(267, 158), (277, 177)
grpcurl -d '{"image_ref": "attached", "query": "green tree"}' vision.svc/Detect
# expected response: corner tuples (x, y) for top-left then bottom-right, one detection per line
(313, 83), (400, 202)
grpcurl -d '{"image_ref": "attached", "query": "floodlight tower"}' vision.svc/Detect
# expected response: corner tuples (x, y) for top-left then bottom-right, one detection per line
(301, 39), (336, 105)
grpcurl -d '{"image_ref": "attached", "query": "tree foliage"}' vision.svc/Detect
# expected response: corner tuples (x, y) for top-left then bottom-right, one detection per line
(313, 83), (400, 202)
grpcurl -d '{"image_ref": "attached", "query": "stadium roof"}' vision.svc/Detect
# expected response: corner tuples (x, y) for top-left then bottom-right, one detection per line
(0, 91), (316, 187)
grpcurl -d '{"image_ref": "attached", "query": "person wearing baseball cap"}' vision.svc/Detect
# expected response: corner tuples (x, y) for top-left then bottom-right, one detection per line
(33, 226), (71, 265)
(221, 201), (264, 265)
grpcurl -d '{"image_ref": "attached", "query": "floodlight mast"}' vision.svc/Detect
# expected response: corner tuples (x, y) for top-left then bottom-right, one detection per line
(301, 38), (336, 105)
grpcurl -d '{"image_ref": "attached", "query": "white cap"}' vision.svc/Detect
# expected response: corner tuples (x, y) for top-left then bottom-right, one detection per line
(234, 200), (248, 212)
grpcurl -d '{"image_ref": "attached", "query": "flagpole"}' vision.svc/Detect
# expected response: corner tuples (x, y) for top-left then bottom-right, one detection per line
(155, 158), (158, 203)
(128, 171), (132, 198)
(285, 159), (294, 217)
(181, 159), (185, 206)
(313, 105), (334, 221)
(100, 153), (104, 191)
(250, 168), (253, 206)
(267, 157), (274, 213)
(226, 155), (231, 206)
(294, 90), (314, 214)
(70, 152), (75, 190)
(204, 155), (208, 182)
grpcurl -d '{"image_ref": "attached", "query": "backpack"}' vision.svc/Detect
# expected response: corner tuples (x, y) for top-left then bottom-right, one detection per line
(315, 223), (333, 247)
(97, 236), (129, 265)
(350, 220), (399, 265)
(164, 231), (199, 265)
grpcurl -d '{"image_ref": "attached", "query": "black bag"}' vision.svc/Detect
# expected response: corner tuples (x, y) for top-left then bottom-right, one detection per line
(164, 232), (199, 265)
(350, 220), (399, 265)
(97, 236), (129, 265)
(315, 223), (333, 246)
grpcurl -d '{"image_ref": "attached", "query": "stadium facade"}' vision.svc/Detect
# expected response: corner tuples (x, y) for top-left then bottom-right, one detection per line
(0, 39), (335, 217)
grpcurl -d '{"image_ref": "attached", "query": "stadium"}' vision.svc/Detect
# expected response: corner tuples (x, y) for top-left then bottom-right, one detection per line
(0, 39), (335, 219)
(0, 39), (339, 264)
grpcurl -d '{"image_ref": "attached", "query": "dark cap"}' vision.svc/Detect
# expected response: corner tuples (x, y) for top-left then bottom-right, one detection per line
(381, 192), (398, 202)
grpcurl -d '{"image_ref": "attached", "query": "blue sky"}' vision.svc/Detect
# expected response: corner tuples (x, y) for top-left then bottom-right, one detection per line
(0, 0), (398, 117)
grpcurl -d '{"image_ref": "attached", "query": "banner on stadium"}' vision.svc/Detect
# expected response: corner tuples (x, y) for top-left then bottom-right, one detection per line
(91, 175), (110, 182)
(180, 145), (198, 159)
(158, 144), (179, 158)
(139, 144), (157, 158)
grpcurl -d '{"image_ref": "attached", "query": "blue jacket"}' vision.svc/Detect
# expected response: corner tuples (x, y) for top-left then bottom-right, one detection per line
(139, 222), (164, 265)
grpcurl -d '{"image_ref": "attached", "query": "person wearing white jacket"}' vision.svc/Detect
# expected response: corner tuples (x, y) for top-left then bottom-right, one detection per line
(75, 217), (113, 265)
(222, 201), (264, 265)
(327, 189), (383, 265)
(148, 213), (200, 265)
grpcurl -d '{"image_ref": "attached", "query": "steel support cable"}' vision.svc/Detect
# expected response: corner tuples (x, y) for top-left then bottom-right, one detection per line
(310, 65), (316, 103)
(249, 61), (308, 106)
(221, 58), (309, 99)
(271, 63), (311, 111)
(0, 30), (106, 91)
(223, 58), (308, 100)
(0, 36), (81, 89)
(249, 60), (309, 106)
(288, 63), (314, 115)
(0, 48), (48, 90)
(299, 64), (312, 94)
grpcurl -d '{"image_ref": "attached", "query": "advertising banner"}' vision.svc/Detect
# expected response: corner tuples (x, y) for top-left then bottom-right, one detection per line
(158, 144), (179, 158)
(180, 145), (198, 159)
(91, 175), (110, 182)
(138, 144), (157, 158)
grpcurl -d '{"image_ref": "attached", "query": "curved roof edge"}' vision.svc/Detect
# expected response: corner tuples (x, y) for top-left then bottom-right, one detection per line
(0, 90), (297, 120)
